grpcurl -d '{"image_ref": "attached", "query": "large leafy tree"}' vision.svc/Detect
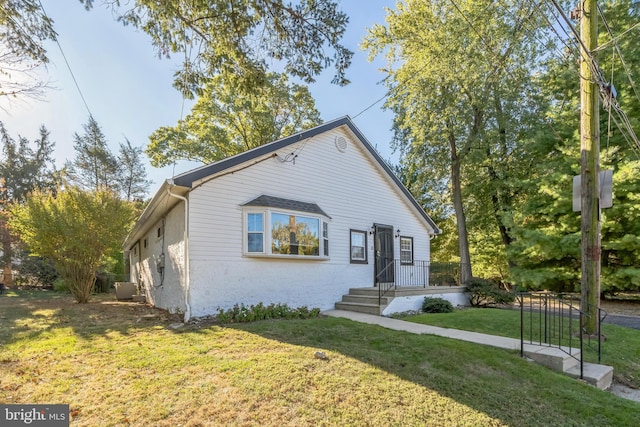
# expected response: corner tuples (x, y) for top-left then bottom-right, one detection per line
(81, 0), (352, 95)
(0, 0), (57, 101)
(509, 0), (640, 294)
(147, 72), (322, 166)
(0, 122), (58, 285)
(364, 0), (550, 283)
(9, 188), (134, 303)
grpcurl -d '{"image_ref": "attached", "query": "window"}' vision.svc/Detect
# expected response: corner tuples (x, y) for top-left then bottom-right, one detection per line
(272, 212), (319, 255)
(244, 210), (329, 257)
(143, 238), (148, 248)
(350, 230), (367, 264)
(323, 222), (329, 256)
(400, 236), (414, 265)
(247, 213), (264, 253)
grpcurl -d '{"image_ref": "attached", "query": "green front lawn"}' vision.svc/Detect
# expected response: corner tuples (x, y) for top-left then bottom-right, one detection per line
(402, 307), (640, 389)
(0, 290), (638, 426)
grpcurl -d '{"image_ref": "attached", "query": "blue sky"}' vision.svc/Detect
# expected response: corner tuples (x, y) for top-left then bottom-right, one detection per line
(2, 0), (398, 196)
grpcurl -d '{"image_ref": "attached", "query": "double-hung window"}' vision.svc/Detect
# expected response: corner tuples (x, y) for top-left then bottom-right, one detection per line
(400, 236), (414, 265)
(247, 213), (265, 253)
(350, 230), (367, 264)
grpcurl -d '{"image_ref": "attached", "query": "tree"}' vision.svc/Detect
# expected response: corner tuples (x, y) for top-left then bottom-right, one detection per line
(507, 0), (640, 295)
(8, 188), (134, 303)
(81, 0), (352, 96)
(117, 138), (151, 201)
(66, 116), (151, 200)
(0, 122), (58, 285)
(147, 72), (322, 166)
(65, 116), (118, 192)
(364, 0), (550, 283)
(0, 0), (57, 102)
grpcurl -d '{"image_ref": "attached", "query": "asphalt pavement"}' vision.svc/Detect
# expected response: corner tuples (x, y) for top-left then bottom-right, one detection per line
(603, 313), (640, 330)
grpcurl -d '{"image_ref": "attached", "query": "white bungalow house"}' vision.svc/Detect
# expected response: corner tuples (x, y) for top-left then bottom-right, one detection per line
(123, 116), (466, 320)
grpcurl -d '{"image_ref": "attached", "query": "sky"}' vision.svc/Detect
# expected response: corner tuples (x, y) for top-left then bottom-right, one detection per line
(2, 0), (398, 197)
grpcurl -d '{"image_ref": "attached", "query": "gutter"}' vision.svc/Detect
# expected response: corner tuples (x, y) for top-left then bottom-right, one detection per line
(166, 179), (192, 322)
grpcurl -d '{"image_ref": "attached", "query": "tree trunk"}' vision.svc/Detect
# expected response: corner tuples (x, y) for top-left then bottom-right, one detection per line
(1, 216), (13, 286)
(448, 132), (472, 284)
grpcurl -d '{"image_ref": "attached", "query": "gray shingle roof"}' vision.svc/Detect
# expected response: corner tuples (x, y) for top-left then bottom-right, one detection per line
(242, 195), (330, 218)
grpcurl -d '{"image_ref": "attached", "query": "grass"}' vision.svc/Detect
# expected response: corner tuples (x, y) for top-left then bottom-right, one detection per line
(0, 290), (638, 426)
(402, 307), (640, 389)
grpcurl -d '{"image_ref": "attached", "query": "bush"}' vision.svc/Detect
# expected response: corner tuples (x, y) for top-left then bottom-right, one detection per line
(215, 302), (321, 324)
(466, 278), (515, 307)
(53, 278), (70, 293)
(422, 297), (454, 313)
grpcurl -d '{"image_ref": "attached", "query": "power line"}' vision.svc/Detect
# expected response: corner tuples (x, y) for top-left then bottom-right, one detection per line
(37, 0), (93, 118)
(597, 3), (640, 108)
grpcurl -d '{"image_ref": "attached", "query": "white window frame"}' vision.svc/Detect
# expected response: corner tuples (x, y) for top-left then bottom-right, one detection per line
(246, 211), (266, 254)
(400, 236), (414, 265)
(243, 208), (329, 259)
(350, 229), (368, 264)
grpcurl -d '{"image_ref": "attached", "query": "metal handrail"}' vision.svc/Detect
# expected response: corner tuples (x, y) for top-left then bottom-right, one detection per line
(518, 291), (599, 380)
(377, 260), (464, 305)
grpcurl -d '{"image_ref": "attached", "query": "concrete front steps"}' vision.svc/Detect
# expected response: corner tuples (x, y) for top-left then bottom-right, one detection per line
(513, 343), (614, 390)
(335, 287), (392, 315)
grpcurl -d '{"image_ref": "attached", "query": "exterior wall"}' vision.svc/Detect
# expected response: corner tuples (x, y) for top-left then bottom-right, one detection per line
(186, 126), (436, 317)
(382, 289), (470, 316)
(132, 201), (186, 314)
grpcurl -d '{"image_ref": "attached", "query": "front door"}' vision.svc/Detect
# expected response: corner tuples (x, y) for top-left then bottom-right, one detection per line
(374, 224), (394, 284)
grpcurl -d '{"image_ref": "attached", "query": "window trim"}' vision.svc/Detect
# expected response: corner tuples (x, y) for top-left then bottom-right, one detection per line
(243, 208), (329, 259)
(400, 236), (414, 265)
(350, 229), (368, 264)
(246, 211), (266, 254)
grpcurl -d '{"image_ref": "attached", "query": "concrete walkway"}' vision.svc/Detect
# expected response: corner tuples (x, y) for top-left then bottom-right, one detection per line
(323, 309), (522, 350)
(322, 309), (615, 391)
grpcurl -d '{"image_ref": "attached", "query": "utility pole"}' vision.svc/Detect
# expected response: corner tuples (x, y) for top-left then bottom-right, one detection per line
(580, 0), (600, 336)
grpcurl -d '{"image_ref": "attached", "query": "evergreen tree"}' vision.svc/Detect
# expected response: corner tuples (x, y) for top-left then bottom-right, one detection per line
(117, 138), (151, 202)
(65, 116), (118, 193)
(0, 122), (58, 285)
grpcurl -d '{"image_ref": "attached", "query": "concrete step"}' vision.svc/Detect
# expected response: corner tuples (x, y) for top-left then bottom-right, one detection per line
(341, 294), (390, 305)
(565, 362), (614, 390)
(347, 287), (380, 296)
(335, 301), (382, 315)
(523, 345), (581, 372)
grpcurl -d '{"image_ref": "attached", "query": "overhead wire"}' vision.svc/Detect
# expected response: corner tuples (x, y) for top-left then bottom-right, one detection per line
(545, 0), (640, 155)
(37, 0), (93, 118)
(597, 3), (640, 108)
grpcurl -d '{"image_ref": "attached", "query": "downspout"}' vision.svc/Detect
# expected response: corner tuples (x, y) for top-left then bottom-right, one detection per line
(166, 179), (192, 322)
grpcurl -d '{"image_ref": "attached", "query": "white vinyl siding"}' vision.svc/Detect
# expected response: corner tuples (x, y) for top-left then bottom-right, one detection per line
(185, 126), (434, 316)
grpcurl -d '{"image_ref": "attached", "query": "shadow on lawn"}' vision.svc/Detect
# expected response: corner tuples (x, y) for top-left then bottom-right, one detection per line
(2, 291), (638, 425)
(0, 290), (178, 345)
(225, 316), (639, 426)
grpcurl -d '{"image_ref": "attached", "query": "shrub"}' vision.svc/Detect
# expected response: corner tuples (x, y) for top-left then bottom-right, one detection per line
(422, 297), (454, 313)
(215, 303), (321, 324)
(53, 278), (70, 293)
(466, 278), (515, 307)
